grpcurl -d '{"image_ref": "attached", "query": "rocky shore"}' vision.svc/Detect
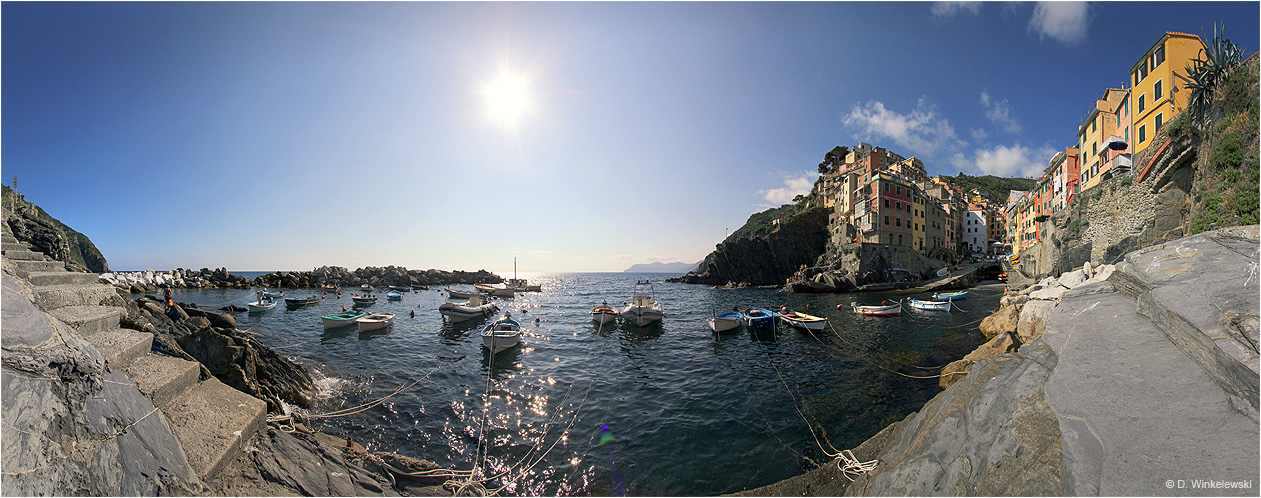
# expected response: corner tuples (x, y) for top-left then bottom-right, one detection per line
(738, 226), (1259, 496)
(99, 265), (502, 294)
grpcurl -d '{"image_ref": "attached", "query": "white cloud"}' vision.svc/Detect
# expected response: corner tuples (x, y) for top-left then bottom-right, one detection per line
(843, 98), (963, 158)
(930, 1), (981, 18)
(1029, 2), (1090, 45)
(980, 91), (1022, 134)
(757, 174), (818, 207)
(970, 128), (989, 140)
(952, 144), (1057, 178)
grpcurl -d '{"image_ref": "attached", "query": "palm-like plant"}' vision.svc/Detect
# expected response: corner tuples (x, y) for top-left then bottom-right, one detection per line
(1176, 24), (1243, 127)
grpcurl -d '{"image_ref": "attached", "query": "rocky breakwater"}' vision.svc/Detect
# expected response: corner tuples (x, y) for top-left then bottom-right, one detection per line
(99, 267), (252, 293)
(740, 226), (1259, 496)
(254, 264), (503, 288)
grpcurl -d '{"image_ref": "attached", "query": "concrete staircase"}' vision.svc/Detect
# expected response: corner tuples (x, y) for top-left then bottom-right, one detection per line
(1, 224), (265, 481)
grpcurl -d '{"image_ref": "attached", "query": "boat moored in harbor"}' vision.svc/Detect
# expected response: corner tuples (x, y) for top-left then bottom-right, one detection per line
(620, 280), (665, 326)
(591, 301), (619, 325)
(481, 312), (522, 353)
(440, 293), (500, 322)
(357, 312), (395, 332)
(777, 308), (827, 331)
(708, 309), (744, 333)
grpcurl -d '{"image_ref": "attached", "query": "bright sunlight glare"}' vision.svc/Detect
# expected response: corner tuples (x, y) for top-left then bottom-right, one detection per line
(481, 72), (533, 129)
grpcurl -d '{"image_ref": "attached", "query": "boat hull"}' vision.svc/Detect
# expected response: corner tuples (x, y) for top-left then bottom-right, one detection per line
(620, 306), (664, 326)
(481, 317), (522, 353)
(778, 311), (826, 331)
(440, 302), (500, 322)
(743, 309), (775, 329)
(247, 300), (276, 312)
(446, 289), (473, 300)
(708, 312), (743, 333)
(591, 306), (619, 325)
(357, 313), (395, 332)
(934, 291), (968, 301)
(910, 299), (952, 311)
(386, 291), (403, 300)
(322, 311), (366, 329)
(854, 304), (901, 316)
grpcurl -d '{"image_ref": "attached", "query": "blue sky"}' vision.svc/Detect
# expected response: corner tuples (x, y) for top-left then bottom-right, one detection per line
(4, 2), (1258, 273)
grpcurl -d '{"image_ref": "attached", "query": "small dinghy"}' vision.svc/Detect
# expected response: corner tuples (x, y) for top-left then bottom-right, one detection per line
(284, 296), (319, 307)
(439, 293), (499, 322)
(707, 309), (744, 333)
(934, 291), (968, 301)
(445, 288), (474, 300)
(321, 309), (367, 329)
(389, 286), (410, 292)
(743, 308), (776, 329)
(357, 312), (395, 333)
(590, 301), (619, 325)
(481, 312), (522, 354)
(777, 307), (827, 331)
(909, 298), (952, 311)
(322, 285), (340, 293)
(619, 281), (665, 326)
(247, 299), (277, 312)
(262, 289), (284, 299)
(386, 290), (403, 300)
(852, 301), (902, 317)
(352, 295), (378, 305)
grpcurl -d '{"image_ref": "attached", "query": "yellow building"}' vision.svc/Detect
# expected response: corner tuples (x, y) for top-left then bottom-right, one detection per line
(889, 157), (928, 185)
(1078, 88), (1127, 192)
(1129, 32), (1207, 155)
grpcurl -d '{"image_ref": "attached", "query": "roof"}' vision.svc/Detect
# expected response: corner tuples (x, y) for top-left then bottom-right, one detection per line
(1129, 31), (1206, 73)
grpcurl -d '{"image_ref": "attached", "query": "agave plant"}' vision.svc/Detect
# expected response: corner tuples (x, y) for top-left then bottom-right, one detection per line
(1177, 24), (1243, 127)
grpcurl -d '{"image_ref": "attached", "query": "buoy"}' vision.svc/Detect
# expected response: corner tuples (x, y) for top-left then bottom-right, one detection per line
(521, 309), (528, 313)
(409, 310), (415, 318)
(342, 306), (347, 312)
(535, 317), (540, 323)
(837, 304), (843, 310)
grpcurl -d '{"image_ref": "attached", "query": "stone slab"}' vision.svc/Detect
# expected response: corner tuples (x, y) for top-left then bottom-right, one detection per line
(27, 270), (102, 287)
(34, 283), (120, 310)
(5, 248), (46, 260)
(124, 353), (200, 408)
(84, 328), (153, 369)
(164, 377), (266, 479)
(14, 259), (64, 272)
(1042, 288), (1260, 496)
(48, 305), (121, 337)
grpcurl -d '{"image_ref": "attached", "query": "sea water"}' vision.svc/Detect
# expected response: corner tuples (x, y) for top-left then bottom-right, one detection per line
(165, 272), (994, 495)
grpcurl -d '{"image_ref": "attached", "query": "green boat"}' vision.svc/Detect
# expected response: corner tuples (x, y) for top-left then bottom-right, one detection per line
(321, 310), (366, 329)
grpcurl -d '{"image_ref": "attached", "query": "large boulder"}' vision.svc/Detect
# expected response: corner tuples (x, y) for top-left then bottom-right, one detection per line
(1016, 300), (1058, 344)
(979, 305), (1020, 340)
(939, 331), (1019, 389)
(176, 327), (314, 412)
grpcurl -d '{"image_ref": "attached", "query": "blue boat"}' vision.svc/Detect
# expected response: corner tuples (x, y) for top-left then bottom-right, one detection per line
(321, 309), (366, 329)
(934, 291), (968, 301)
(262, 289), (284, 299)
(247, 299), (277, 312)
(743, 308), (776, 329)
(481, 312), (522, 353)
(352, 296), (378, 306)
(387, 290), (403, 300)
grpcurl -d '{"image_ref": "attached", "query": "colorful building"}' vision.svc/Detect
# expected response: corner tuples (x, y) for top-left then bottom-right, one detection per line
(1078, 88), (1128, 192)
(1129, 32), (1207, 155)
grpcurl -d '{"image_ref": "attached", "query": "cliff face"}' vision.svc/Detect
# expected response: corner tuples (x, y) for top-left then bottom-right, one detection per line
(3, 186), (109, 273)
(679, 207), (830, 286)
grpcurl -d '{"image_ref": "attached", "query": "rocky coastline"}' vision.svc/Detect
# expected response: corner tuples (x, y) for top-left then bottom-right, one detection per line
(99, 265), (503, 294)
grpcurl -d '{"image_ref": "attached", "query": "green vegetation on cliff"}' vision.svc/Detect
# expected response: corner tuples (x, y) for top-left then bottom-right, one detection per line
(942, 173), (1037, 202)
(1183, 54), (1260, 234)
(2, 184), (110, 272)
(724, 203), (800, 243)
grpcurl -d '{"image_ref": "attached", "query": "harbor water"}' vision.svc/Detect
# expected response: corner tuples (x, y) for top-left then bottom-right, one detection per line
(166, 272), (996, 495)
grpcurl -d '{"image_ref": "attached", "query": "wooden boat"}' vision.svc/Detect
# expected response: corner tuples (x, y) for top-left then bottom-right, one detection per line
(439, 293), (500, 322)
(386, 290), (403, 300)
(707, 310), (744, 333)
(247, 299), (277, 312)
(262, 289), (284, 299)
(389, 286), (410, 292)
(619, 280), (665, 326)
(284, 296), (319, 307)
(412, 284), (429, 290)
(481, 312), (522, 353)
(475, 283), (516, 298)
(777, 309), (827, 331)
(590, 301), (619, 325)
(357, 312), (395, 332)
(909, 298), (952, 311)
(934, 291), (968, 301)
(853, 301), (902, 317)
(445, 288), (474, 300)
(352, 295), (378, 305)
(321, 309), (366, 329)
(743, 308), (776, 329)
(322, 284), (339, 293)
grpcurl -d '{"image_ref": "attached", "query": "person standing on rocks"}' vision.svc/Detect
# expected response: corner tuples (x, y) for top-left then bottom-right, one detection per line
(162, 284), (173, 308)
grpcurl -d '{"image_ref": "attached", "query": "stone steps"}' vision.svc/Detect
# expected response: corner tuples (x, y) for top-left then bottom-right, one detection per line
(164, 378), (266, 479)
(1, 235), (19, 245)
(124, 353), (202, 408)
(14, 259), (64, 272)
(48, 305), (122, 337)
(33, 282), (119, 309)
(27, 270), (102, 287)
(3, 236), (273, 483)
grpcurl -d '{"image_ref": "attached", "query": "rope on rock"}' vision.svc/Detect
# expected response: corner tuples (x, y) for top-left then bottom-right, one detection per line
(305, 366), (439, 420)
(837, 449), (879, 481)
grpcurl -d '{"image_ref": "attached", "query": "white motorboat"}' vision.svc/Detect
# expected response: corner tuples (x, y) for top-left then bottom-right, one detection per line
(439, 293), (500, 322)
(357, 312), (395, 332)
(475, 283), (516, 298)
(481, 312), (522, 354)
(620, 280), (665, 326)
(707, 310), (744, 333)
(590, 301), (619, 325)
(506, 257), (542, 292)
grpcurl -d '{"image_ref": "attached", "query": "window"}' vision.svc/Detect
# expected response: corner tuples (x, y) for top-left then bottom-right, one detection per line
(1155, 113), (1164, 132)
(883, 182), (889, 192)
(1091, 119), (1096, 134)
(896, 186), (902, 195)
(885, 199), (890, 208)
(1139, 124), (1147, 144)
(1138, 94), (1145, 114)
(1154, 79), (1163, 100)
(1125, 126), (1130, 144)
(896, 201), (901, 210)
(884, 216), (890, 225)
(1092, 143), (1097, 157)
(896, 218), (902, 227)
(1155, 44), (1165, 67)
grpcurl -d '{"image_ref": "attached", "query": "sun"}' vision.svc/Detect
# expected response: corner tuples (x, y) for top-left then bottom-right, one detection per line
(481, 72), (534, 129)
